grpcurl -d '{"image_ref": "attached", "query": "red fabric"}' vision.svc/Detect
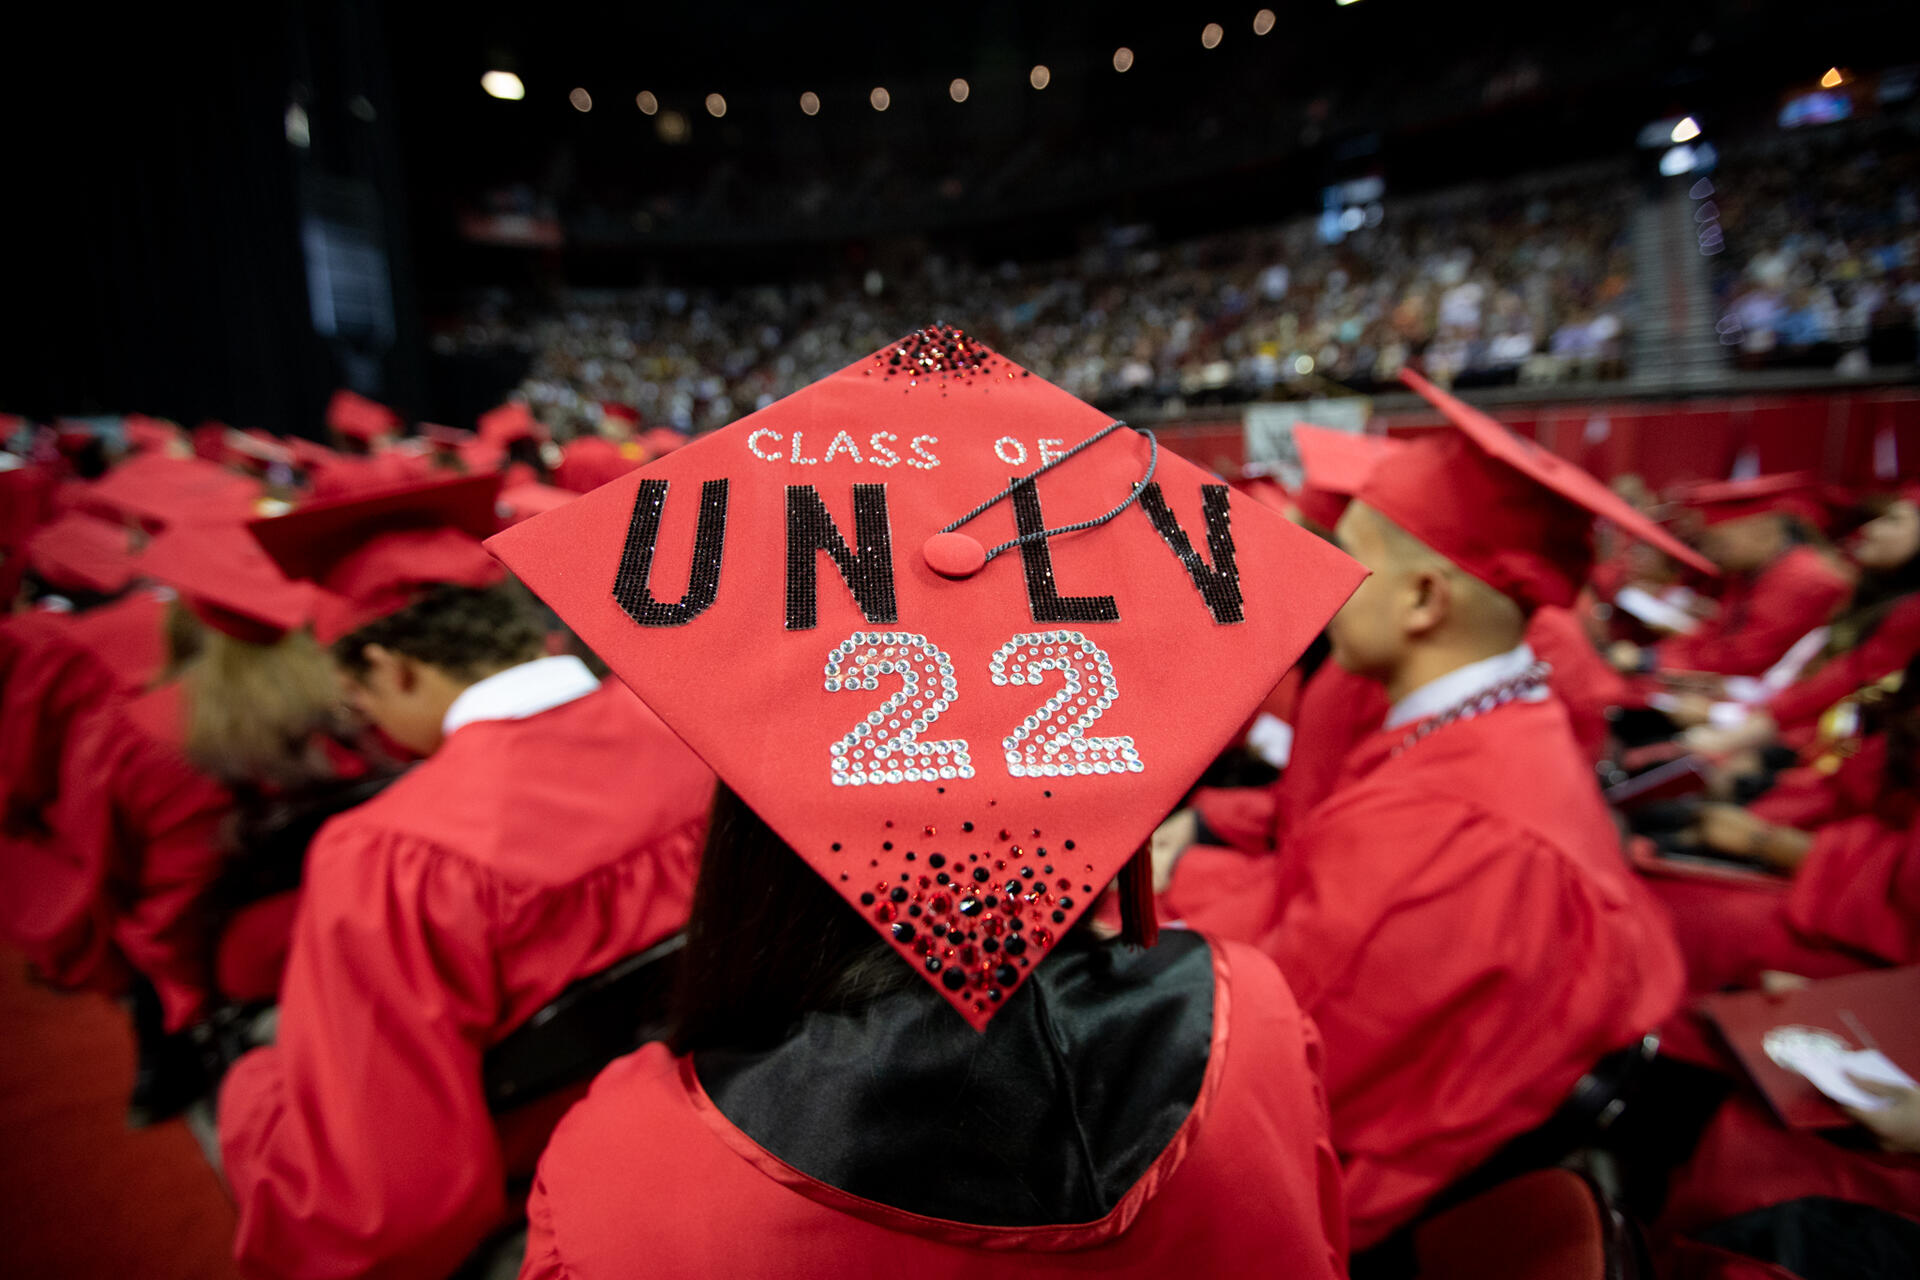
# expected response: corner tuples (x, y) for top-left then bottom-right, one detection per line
(215, 890), (302, 1005)
(1643, 875), (1876, 995)
(477, 402), (543, 448)
(517, 938), (1347, 1280)
(1784, 815), (1920, 965)
(45, 684), (234, 1030)
(1765, 594), (1920, 729)
(1164, 698), (1684, 1248)
(1192, 661), (1387, 855)
(0, 605), (146, 833)
(325, 390), (402, 443)
(1658, 1094), (1920, 1243)
(0, 464), (58, 603)
(25, 512), (140, 595)
(1526, 604), (1634, 762)
(1682, 472), (1827, 529)
(218, 681), (714, 1280)
(78, 454), (263, 530)
(305, 451), (436, 502)
(1749, 735), (1890, 830)
(1654, 546), (1852, 676)
(550, 436), (644, 494)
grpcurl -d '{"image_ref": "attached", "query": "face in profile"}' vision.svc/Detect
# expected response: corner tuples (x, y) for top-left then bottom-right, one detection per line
(334, 646), (448, 756)
(1698, 514), (1779, 573)
(1327, 504), (1401, 680)
(1850, 499), (1920, 573)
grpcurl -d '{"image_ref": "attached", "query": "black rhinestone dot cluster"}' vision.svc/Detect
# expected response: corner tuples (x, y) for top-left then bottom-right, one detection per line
(785, 483), (897, 630)
(854, 819), (1081, 1014)
(1137, 482), (1245, 625)
(612, 478), (728, 627)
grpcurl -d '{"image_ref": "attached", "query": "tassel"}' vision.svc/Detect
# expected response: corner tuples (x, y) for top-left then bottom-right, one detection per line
(1118, 844), (1159, 948)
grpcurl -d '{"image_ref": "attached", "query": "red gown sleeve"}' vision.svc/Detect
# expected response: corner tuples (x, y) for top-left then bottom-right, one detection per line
(1764, 594), (1920, 729)
(1783, 816), (1920, 966)
(53, 695), (233, 1031)
(1653, 548), (1851, 677)
(1189, 784), (1283, 855)
(219, 824), (507, 1280)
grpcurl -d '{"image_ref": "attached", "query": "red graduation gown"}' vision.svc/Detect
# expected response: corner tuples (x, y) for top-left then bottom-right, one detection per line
(218, 682), (713, 1280)
(516, 938), (1347, 1280)
(1165, 697), (1684, 1248)
(1525, 604), (1635, 762)
(1763, 593), (1920, 730)
(1654, 546), (1851, 677)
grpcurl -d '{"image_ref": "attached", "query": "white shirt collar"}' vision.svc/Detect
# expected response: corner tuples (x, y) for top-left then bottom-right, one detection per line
(1384, 643), (1546, 730)
(442, 655), (601, 737)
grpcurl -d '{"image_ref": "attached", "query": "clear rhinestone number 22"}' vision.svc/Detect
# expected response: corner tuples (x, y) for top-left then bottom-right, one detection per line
(826, 632), (974, 786)
(990, 632), (1142, 778)
(824, 629), (1141, 785)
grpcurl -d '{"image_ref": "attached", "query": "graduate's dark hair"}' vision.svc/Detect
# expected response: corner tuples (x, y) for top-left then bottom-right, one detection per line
(331, 580), (546, 682)
(667, 784), (908, 1055)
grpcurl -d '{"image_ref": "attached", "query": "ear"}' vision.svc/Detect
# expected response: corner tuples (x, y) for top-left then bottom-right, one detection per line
(361, 643), (419, 694)
(1401, 565), (1454, 638)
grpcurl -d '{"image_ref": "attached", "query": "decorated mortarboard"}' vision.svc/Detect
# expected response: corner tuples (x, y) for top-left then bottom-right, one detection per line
(486, 325), (1365, 1029)
(326, 389), (403, 443)
(79, 454), (266, 529)
(1680, 472), (1828, 530)
(26, 512), (140, 595)
(1361, 369), (1716, 610)
(1292, 424), (1403, 531)
(248, 472), (505, 643)
(138, 525), (327, 644)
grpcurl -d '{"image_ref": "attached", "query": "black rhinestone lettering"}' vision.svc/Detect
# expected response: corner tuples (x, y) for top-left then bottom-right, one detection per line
(612, 479), (729, 627)
(1138, 483), (1244, 624)
(785, 484), (898, 630)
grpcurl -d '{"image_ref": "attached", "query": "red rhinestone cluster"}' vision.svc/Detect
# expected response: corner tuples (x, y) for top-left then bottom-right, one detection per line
(868, 324), (1006, 390)
(854, 820), (1077, 1014)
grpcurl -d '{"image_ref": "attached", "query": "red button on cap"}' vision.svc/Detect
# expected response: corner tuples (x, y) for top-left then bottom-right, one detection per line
(922, 531), (987, 579)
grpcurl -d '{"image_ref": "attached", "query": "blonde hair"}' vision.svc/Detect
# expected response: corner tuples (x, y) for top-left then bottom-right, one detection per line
(183, 626), (351, 789)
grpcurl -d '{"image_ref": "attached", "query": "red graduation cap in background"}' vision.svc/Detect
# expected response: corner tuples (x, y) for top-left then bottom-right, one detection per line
(139, 524), (328, 644)
(1293, 424), (1403, 531)
(248, 472), (505, 642)
(478, 401), (545, 447)
(79, 454), (265, 530)
(326, 390), (404, 443)
(26, 512), (141, 596)
(488, 325), (1365, 1029)
(1680, 472), (1830, 531)
(1362, 369), (1716, 610)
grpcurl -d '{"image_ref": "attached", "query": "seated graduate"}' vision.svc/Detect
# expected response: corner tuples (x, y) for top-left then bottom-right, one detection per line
(1157, 369), (1697, 1251)
(1613, 473), (1852, 680)
(1644, 650), (1920, 993)
(217, 474), (715, 1280)
(1676, 485), (1920, 756)
(486, 325), (1362, 1279)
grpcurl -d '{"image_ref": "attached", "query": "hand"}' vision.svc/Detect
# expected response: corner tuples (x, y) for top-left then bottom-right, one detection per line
(1665, 692), (1717, 728)
(1842, 1079), (1920, 1155)
(1608, 641), (1644, 672)
(1695, 803), (1773, 857)
(1684, 710), (1778, 757)
(1149, 808), (1200, 893)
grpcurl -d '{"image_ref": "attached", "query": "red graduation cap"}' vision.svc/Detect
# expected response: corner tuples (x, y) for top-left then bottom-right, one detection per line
(487, 325), (1366, 1029)
(478, 401), (545, 448)
(249, 472), (505, 643)
(26, 512), (140, 595)
(139, 524), (327, 643)
(304, 451), (438, 502)
(496, 482), (576, 526)
(79, 454), (265, 530)
(639, 426), (688, 459)
(600, 401), (641, 427)
(326, 389), (403, 443)
(122, 414), (183, 456)
(1293, 424), (1403, 531)
(1680, 472), (1829, 530)
(1363, 370), (1716, 610)
(1233, 473), (1294, 517)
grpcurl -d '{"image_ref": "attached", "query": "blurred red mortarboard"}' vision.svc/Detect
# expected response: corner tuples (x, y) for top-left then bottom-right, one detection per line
(26, 512), (140, 595)
(248, 472), (504, 642)
(486, 325), (1365, 1028)
(496, 482), (576, 526)
(1680, 472), (1830, 531)
(304, 451), (438, 502)
(639, 426), (687, 459)
(1361, 369), (1716, 610)
(80, 454), (265, 530)
(1293, 424), (1403, 531)
(139, 524), (327, 643)
(599, 402), (641, 426)
(478, 401), (545, 447)
(326, 389), (403, 443)
(122, 414), (183, 455)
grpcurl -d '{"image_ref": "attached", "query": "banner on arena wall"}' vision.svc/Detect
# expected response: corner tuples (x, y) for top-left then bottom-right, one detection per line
(1242, 398), (1372, 488)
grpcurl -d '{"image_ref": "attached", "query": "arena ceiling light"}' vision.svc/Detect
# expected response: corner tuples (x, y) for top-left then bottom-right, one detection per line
(569, 87), (593, 113)
(1336, 0), (1364, 7)
(1201, 22), (1224, 49)
(705, 93), (727, 118)
(1254, 9), (1276, 34)
(1670, 115), (1701, 142)
(870, 86), (891, 111)
(1112, 47), (1134, 73)
(636, 90), (658, 115)
(1820, 67), (1846, 88)
(799, 91), (820, 116)
(1030, 64), (1051, 90)
(481, 71), (525, 101)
